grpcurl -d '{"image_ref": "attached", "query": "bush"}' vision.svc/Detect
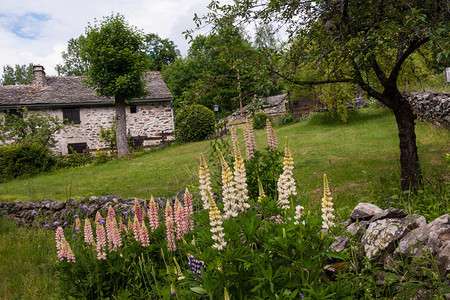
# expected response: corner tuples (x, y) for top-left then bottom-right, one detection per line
(252, 112), (270, 129)
(0, 143), (56, 182)
(280, 114), (296, 125)
(174, 104), (215, 142)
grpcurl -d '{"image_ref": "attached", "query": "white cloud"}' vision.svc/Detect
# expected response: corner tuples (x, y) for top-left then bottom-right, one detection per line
(0, 0), (212, 76)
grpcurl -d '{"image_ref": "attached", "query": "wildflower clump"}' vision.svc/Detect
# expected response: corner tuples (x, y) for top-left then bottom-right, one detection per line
(199, 153), (213, 210)
(277, 137), (297, 210)
(321, 174), (335, 231)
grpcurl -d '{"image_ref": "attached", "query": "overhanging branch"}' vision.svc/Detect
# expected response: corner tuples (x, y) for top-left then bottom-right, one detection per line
(273, 70), (352, 85)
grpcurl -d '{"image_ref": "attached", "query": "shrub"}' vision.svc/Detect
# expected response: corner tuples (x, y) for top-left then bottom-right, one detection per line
(252, 112), (270, 129)
(174, 104), (215, 142)
(0, 143), (56, 182)
(280, 114), (296, 125)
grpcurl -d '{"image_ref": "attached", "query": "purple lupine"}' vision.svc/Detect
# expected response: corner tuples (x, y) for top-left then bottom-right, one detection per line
(81, 204), (90, 212)
(43, 224), (50, 229)
(73, 215), (79, 219)
(53, 221), (60, 227)
(189, 255), (206, 277)
(31, 211), (37, 217)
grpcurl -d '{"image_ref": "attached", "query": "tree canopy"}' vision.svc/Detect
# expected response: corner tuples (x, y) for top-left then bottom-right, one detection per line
(1, 64), (34, 86)
(144, 33), (180, 71)
(196, 0), (449, 191)
(81, 13), (149, 158)
(56, 36), (89, 76)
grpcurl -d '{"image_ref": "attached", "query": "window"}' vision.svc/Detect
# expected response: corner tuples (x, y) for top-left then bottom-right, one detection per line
(62, 108), (80, 124)
(67, 142), (87, 154)
(4, 108), (23, 124)
(130, 105), (137, 114)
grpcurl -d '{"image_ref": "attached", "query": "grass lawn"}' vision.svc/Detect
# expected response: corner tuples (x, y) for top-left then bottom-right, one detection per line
(0, 107), (448, 299)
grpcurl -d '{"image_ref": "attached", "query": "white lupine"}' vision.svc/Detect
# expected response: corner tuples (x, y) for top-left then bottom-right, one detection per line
(208, 191), (227, 250)
(199, 153), (212, 210)
(244, 119), (256, 159)
(218, 149), (238, 219)
(294, 205), (305, 225)
(321, 174), (335, 231)
(277, 137), (297, 210)
(233, 141), (250, 211)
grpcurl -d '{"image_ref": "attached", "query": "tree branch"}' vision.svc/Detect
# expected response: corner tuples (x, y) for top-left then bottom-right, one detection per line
(389, 37), (430, 82)
(273, 69), (352, 85)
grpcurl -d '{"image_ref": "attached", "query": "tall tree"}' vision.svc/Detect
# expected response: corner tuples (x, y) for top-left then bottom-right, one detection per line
(1, 64), (34, 85)
(198, 0), (449, 191)
(81, 13), (149, 158)
(56, 35), (89, 76)
(144, 33), (180, 71)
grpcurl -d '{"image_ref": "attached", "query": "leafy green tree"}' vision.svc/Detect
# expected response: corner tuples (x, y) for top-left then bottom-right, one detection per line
(198, 0), (449, 191)
(144, 33), (180, 71)
(1, 64), (34, 85)
(56, 35), (89, 76)
(0, 107), (66, 147)
(81, 13), (149, 158)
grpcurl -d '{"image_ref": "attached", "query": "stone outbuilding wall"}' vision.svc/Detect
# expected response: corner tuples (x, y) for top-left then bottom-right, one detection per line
(406, 91), (449, 126)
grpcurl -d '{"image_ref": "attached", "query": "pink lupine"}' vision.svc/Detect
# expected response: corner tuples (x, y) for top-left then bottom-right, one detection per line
(66, 242), (76, 263)
(108, 205), (116, 220)
(112, 221), (122, 250)
(165, 199), (176, 251)
(127, 218), (134, 232)
(134, 199), (143, 225)
(105, 216), (114, 251)
(55, 226), (65, 260)
(183, 189), (194, 232)
(132, 215), (141, 241)
(84, 219), (95, 245)
(244, 119), (256, 159)
(174, 197), (186, 239)
(95, 211), (102, 224)
(119, 217), (127, 233)
(266, 119), (278, 151)
(148, 196), (159, 232)
(58, 238), (68, 261)
(140, 222), (150, 247)
(95, 223), (107, 260)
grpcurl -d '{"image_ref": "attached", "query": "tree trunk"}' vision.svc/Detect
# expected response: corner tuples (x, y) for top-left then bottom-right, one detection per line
(115, 95), (131, 159)
(391, 98), (422, 192)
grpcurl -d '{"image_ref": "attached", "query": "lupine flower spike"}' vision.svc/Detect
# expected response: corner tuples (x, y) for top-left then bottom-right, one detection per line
(294, 205), (305, 225)
(217, 148), (238, 219)
(277, 137), (297, 210)
(257, 178), (266, 202)
(132, 215), (141, 241)
(230, 127), (238, 154)
(95, 223), (107, 260)
(105, 216), (114, 251)
(233, 141), (250, 211)
(174, 197), (186, 239)
(108, 205), (116, 220)
(183, 189), (194, 232)
(134, 198), (143, 225)
(55, 226), (65, 259)
(84, 218), (95, 245)
(148, 196), (159, 232)
(199, 153), (212, 210)
(140, 222), (150, 247)
(208, 191), (226, 250)
(321, 174), (335, 232)
(266, 118), (278, 151)
(75, 218), (81, 229)
(244, 119), (256, 159)
(165, 199), (176, 251)
(95, 211), (102, 224)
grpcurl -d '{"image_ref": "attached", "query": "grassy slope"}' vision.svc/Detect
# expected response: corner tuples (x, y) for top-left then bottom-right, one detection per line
(0, 108), (448, 211)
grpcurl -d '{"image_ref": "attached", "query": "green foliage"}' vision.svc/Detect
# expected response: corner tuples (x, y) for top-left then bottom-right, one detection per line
(144, 33), (180, 71)
(55, 35), (89, 76)
(174, 104), (215, 142)
(0, 143), (56, 182)
(280, 114), (296, 125)
(56, 151), (93, 169)
(0, 107), (67, 147)
(82, 13), (148, 101)
(1, 63), (34, 86)
(99, 117), (116, 149)
(252, 112), (269, 129)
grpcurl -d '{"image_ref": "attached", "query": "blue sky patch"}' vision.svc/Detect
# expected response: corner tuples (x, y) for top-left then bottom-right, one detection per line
(0, 12), (51, 40)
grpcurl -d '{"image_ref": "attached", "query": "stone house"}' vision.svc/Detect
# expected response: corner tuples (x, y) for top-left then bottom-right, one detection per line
(0, 65), (174, 155)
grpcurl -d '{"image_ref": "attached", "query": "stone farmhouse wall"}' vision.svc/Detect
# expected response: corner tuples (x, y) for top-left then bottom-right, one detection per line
(0, 102), (174, 155)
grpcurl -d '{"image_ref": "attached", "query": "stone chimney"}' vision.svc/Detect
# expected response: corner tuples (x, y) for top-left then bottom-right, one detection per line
(33, 64), (46, 87)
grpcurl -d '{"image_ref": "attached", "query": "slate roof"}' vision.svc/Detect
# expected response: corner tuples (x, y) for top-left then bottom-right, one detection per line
(0, 71), (172, 109)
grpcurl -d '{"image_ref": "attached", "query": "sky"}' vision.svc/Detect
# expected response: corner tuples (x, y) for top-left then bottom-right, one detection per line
(0, 0), (213, 76)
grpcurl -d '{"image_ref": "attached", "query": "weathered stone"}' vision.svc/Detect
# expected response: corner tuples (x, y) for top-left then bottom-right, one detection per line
(370, 208), (408, 222)
(350, 203), (383, 221)
(361, 215), (422, 258)
(395, 214), (450, 280)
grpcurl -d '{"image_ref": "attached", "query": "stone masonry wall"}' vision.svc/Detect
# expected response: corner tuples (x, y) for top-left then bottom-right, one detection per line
(0, 102), (174, 155)
(406, 91), (449, 126)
